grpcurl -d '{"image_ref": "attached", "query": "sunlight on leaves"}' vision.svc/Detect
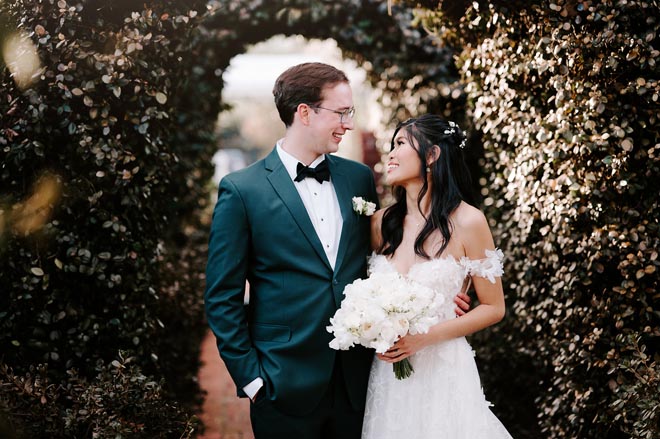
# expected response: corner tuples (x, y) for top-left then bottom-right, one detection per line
(10, 173), (62, 236)
(2, 31), (43, 89)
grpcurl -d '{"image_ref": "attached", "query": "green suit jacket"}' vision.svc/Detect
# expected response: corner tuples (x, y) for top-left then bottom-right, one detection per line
(204, 148), (378, 415)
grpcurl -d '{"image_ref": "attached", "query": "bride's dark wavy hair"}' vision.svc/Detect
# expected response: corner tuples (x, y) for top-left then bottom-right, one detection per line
(379, 114), (476, 259)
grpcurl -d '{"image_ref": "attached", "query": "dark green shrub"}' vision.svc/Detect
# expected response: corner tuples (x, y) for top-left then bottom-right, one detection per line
(414, 1), (660, 437)
(1, 1), (213, 436)
(0, 356), (197, 438)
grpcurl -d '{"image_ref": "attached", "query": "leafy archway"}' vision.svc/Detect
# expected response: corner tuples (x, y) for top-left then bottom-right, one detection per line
(184, 0), (465, 168)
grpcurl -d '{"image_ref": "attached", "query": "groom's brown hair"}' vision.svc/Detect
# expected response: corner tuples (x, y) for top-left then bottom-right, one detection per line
(273, 62), (349, 127)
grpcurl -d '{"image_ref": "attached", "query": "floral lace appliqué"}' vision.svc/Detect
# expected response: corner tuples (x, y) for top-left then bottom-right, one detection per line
(459, 248), (504, 283)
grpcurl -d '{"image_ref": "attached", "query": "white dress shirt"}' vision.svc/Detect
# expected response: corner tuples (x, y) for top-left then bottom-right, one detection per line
(276, 142), (343, 268)
(244, 140), (344, 400)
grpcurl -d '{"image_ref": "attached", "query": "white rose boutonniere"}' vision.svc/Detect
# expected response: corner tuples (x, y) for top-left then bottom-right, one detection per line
(352, 197), (376, 216)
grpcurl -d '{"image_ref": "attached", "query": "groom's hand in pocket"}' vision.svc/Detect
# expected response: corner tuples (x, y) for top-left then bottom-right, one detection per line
(454, 292), (472, 316)
(250, 387), (265, 404)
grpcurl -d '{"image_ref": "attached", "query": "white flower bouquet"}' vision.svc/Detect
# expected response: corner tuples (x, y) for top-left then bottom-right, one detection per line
(327, 271), (443, 379)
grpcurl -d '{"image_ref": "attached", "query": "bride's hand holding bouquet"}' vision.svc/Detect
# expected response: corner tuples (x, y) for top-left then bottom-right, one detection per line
(326, 270), (444, 379)
(376, 331), (431, 366)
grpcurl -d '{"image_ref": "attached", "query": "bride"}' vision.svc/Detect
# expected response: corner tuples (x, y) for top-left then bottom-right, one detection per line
(362, 114), (513, 438)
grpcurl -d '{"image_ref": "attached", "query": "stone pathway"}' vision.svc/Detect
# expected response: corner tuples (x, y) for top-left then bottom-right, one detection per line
(197, 330), (253, 439)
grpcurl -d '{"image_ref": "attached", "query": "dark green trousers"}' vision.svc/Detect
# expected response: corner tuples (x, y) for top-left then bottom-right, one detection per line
(249, 359), (364, 439)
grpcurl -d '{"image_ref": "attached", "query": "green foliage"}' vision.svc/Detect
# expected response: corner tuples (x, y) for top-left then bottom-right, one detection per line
(1, 0), (212, 436)
(415, 1), (660, 437)
(0, 355), (197, 438)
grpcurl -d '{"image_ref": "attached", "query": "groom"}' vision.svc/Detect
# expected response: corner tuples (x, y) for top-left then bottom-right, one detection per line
(204, 62), (379, 438)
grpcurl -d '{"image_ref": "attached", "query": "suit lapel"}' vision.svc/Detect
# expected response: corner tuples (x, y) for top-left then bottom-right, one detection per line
(265, 149), (332, 271)
(326, 155), (354, 274)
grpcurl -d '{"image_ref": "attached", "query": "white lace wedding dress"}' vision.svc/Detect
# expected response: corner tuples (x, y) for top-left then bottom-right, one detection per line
(361, 250), (513, 439)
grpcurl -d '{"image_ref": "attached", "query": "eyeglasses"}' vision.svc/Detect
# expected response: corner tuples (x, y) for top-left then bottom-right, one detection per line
(310, 105), (356, 124)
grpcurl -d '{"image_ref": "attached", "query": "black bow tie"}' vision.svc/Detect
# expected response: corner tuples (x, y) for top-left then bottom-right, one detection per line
(295, 160), (330, 183)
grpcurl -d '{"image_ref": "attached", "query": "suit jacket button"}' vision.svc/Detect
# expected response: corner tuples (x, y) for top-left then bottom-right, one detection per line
(333, 279), (338, 285)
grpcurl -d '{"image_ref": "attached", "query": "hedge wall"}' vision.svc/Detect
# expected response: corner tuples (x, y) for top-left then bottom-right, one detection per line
(0, 1), (214, 436)
(414, 1), (660, 437)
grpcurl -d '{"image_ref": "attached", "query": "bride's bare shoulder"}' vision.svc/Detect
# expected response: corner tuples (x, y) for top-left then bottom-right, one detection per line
(452, 202), (496, 257)
(452, 202), (487, 230)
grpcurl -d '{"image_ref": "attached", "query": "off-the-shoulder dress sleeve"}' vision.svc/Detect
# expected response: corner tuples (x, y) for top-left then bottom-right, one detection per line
(459, 249), (504, 283)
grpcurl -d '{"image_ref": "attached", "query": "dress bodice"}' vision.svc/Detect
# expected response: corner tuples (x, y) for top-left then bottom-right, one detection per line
(368, 249), (504, 321)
